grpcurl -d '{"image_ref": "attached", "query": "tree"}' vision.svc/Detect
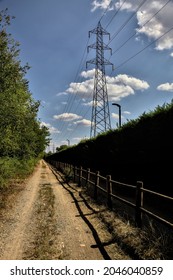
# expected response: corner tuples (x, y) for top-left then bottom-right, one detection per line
(0, 9), (50, 158)
(56, 145), (68, 152)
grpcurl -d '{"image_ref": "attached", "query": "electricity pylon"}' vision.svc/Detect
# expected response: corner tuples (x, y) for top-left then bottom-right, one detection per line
(86, 21), (113, 138)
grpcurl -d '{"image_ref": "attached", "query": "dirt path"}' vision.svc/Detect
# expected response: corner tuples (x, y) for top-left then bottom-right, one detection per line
(0, 160), (130, 260)
(0, 162), (41, 260)
(39, 162), (104, 260)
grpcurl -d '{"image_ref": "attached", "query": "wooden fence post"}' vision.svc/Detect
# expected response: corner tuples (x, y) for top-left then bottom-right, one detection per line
(86, 168), (90, 189)
(135, 181), (143, 228)
(107, 175), (112, 209)
(78, 166), (82, 187)
(94, 171), (99, 200)
(73, 166), (76, 182)
(69, 164), (72, 174)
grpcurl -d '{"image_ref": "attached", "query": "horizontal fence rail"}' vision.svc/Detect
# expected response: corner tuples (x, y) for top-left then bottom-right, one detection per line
(48, 160), (173, 229)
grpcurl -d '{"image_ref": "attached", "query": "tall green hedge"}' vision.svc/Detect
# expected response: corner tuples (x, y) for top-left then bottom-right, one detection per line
(47, 101), (173, 194)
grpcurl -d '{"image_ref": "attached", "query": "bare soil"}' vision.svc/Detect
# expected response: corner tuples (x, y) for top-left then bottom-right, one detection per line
(1, 160), (171, 260)
(0, 160), (130, 260)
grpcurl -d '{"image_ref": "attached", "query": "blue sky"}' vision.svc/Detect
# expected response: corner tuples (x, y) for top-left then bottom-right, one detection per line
(1, 0), (173, 151)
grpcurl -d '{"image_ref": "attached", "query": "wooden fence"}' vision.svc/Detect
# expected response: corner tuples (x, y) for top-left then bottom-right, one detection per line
(48, 160), (173, 229)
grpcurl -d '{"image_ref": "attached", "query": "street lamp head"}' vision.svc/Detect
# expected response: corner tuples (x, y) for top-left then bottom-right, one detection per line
(112, 103), (121, 108)
(66, 139), (70, 146)
(112, 103), (121, 128)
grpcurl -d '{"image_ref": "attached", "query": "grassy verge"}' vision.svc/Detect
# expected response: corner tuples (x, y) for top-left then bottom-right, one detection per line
(0, 157), (39, 212)
(80, 190), (173, 260)
(0, 157), (39, 189)
(24, 181), (62, 260)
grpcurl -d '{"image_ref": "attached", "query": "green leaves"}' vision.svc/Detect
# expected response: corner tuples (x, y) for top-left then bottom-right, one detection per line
(0, 10), (50, 159)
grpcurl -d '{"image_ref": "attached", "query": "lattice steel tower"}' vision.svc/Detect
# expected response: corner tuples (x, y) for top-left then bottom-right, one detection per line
(87, 21), (113, 138)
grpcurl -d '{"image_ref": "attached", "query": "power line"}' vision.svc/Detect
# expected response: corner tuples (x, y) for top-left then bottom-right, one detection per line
(66, 0), (147, 140)
(56, 3), (116, 137)
(114, 25), (173, 71)
(108, 0), (148, 45)
(56, 2), (115, 142)
(111, 0), (171, 56)
(59, 21), (114, 142)
(99, 0), (113, 23)
(55, 3), (115, 141)
(105, 0), (128, 29)
(54, 0), (173, 145)
(55, 37), (90, 137)
(62, 24), (173, 144)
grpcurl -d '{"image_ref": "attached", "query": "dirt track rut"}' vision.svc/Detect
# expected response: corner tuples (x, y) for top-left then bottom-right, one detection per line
(0, 160), (130, 260)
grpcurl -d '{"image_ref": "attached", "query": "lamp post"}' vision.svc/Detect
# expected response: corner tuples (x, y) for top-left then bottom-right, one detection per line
(112, 103), (121, 128)
(66, 139), (70, 146)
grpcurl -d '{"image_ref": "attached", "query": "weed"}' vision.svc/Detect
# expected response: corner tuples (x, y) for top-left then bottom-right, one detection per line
(24, 183), (62, 260)
(63, 167), (73, 183)
(78, 187), (173, 260)
(0, 157), (38, 189)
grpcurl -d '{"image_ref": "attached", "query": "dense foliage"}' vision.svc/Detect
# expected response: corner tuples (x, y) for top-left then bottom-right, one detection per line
(47, 101), (173, 194)
(0, 10), (50, 186)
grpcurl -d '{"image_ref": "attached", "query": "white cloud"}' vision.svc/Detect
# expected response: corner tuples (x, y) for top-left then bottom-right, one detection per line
(82, 100), (94, 106)
(91, 0), (113, 12)
(82, 100), (105, 107)
(135, 0), (173, 51)
(112, 113), (119, 119)
(40, 122), (60, 134)
(157, 82), (173, 92)
(107, 73), (149, 101)
(74, 119), (91, 126)
(53, 113), (82, 121)
(81, 69), (95, 78)
(112, 112), (125, 120)
(56, 92), (68, 96)
(112, 111), (130, 120)
(170, 52), (173, 57)
(66, 70), (149, 102)
(123, 110), (131, 115)
(73, 137), (82, 141)
(108, 83), (134, 101)
(66, 79), (94, 96)
(113, 74), (149, 91)
(92, 0), (173, 51)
